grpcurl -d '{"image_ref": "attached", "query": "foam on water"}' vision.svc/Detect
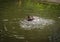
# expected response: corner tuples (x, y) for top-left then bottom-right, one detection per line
(20, 16), (55, 30)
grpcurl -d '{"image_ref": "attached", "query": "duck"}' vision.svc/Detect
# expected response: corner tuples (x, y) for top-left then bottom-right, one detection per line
(27, 16), (34, 21)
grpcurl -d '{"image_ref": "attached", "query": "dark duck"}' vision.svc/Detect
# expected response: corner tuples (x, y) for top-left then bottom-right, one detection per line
(27, 16), (34, 21)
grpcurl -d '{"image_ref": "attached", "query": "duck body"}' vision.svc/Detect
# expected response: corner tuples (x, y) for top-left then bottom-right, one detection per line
(27, 16), (34, 21)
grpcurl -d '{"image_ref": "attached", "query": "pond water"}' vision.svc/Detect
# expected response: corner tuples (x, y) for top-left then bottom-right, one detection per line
(0, 0), (60, 42)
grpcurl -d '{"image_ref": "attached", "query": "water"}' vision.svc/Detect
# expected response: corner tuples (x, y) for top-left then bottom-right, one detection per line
(0, 0), (60, 42)
(20, 16), (55, 30)
(13, 35), (25, 39)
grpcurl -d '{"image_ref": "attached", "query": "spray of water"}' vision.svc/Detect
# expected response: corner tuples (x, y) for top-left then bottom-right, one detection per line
(20, 16), (55, 30)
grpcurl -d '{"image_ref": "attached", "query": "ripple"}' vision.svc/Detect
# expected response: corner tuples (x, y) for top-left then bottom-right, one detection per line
(13, 35), (24, 39)
(3, 19), (8, 21)
(4, 25), (8, 31)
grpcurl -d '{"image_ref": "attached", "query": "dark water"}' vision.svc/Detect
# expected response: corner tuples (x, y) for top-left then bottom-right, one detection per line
(0, 0), (60, 42)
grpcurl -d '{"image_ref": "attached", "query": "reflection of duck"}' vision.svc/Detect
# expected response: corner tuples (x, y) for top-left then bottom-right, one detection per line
(27, 16), (34, 21)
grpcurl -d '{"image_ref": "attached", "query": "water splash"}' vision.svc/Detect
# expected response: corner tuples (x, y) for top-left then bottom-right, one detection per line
(20, 16), (55, 30)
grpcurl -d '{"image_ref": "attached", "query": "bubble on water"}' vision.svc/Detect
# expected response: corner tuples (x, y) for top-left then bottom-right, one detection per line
(20, 16), (55, 30)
